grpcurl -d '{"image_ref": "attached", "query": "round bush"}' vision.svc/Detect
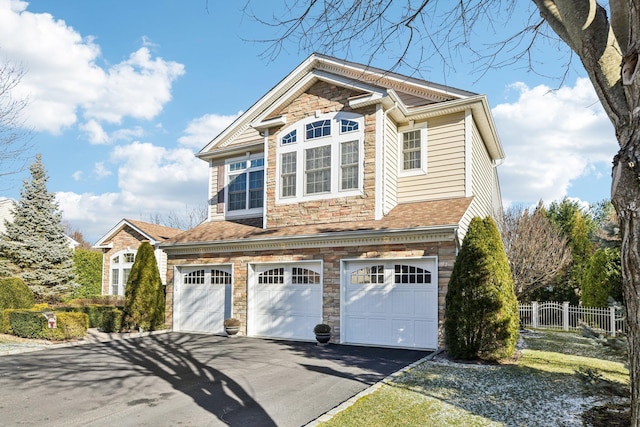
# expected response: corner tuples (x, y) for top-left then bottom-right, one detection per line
(0, 277), (35, 332)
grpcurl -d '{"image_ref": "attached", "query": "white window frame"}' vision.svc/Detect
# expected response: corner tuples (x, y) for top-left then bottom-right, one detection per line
(225, 153), (264, 218)
(398, 124), (428, 177)
(109, 249), (136, 296)
(276, 112), (364, 204)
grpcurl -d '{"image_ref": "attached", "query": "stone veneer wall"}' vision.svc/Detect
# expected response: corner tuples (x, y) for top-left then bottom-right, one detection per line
(165, 239), (456, 348)
(265, 81), (378, 228)
(100, 226), (146, 295)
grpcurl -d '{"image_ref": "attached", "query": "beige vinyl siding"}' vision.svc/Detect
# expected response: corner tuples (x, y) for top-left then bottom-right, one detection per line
(224, 126), (262, 147)
(459, 118), (502, 239)
(398, 113), (466, 203)
(383, 114), (398, 214)
(155, 248), (169, 285)
(208, 161), (225, 221)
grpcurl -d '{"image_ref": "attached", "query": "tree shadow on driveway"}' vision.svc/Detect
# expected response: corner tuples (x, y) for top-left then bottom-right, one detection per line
(0, 333), (276, 426)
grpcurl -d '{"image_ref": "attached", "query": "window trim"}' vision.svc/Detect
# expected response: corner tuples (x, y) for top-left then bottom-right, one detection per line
(224, 154), (265, 218)
(276, 112), (364, 204)
(398, 124), (428, 177)
(109, 249), (136, 296)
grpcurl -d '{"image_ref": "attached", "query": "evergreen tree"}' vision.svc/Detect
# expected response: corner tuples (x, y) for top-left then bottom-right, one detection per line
(71, 248), (103, 299)
(582, 247), (622, 307)
(444, 217), (519, 361)
(0, 154), (76, 302)
(122, 241), (165, 331)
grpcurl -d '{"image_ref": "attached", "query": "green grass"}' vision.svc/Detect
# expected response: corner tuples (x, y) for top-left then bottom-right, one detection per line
(319, 330), (629, 427)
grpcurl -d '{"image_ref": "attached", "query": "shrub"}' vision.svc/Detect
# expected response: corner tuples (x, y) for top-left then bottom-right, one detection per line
(0, 277), (35, 332)
(55, 304), (123, 330)
(101, 308), (123, 333)
(444, 216), (519, 361)
(7, 310), (88, 340)
(67, 295), (125, 307)
(122, 242), (165, 331)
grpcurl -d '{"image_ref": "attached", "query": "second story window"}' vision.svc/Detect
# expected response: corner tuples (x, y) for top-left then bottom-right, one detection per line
(399, 125), (428, 176)
(226, 156), (264, 216)
(277, 112), (364, 203)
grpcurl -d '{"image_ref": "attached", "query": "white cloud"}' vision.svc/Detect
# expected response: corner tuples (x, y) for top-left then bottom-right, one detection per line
(72, 170), (83, 181)
(93, 162), (112, 178)
(56, 141), (208, 242)
(80, 120), (109, 144)
(178, 112), (242, 149)
(0, 0), (184, 134)
(493, 78), (618, 206)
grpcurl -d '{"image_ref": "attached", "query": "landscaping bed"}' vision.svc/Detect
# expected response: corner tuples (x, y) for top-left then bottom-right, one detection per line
(319, 330), (630, 426)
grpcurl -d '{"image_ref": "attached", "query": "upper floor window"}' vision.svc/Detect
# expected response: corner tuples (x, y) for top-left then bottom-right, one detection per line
(277, 112), (364, 203)
(399, 126), (428, 176)
(226, 155), (264, 216)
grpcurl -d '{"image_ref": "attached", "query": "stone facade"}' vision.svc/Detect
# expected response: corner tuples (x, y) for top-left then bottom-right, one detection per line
(166, 239), (455, 346)
(99, 225), (148, 295)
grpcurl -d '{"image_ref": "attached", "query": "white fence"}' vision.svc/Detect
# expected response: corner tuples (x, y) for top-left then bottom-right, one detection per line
(518, 302), (626, 336)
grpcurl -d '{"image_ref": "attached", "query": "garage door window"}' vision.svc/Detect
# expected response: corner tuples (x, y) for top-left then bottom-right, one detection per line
(351, 265), (385, 284)
(350, 264), (432, 286)
(395, 264), (431, 284)
(211, 269), (232, 285)
(184, 269), (205, 284)
(258, 268), (285, 284)
(292, 267), (320, 284)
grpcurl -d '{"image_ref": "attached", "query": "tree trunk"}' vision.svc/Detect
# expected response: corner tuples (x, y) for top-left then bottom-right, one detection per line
(612, 138), (640, 427)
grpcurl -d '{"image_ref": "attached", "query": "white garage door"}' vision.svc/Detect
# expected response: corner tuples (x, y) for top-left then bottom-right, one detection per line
(343, 258), (438, 349)
(175, 267), (232, 334)
(249, 263), (322, 340)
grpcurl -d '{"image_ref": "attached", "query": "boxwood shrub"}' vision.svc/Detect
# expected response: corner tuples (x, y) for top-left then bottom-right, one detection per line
(7, 310), (88, 340)
(56, 304), (123, 331)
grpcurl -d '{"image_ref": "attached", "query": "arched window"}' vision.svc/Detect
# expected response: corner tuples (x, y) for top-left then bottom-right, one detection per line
(277, 112), (364, 202)
(110, 250), (136, 295)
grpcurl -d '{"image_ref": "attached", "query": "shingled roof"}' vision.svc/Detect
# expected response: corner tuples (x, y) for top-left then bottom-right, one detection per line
(164, 198), (472, 246)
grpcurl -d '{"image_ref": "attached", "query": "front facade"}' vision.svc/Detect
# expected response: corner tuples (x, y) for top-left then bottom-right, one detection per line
(93, 219), (183, 296)
(162, 54), (505, 349)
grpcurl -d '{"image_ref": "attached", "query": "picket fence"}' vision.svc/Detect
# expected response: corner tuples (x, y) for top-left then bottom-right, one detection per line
(518, 301), (626, 336)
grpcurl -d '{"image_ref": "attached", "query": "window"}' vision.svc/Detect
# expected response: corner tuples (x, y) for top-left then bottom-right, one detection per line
(394, 264), (431, 284)
(400, 126), (427, 175)
(351, 265), (385, 285)
(291, 267), (321, 284)
(277, 112), (364, 202)
(210, 269), (232, 285)
(306, 120), (331, 139)
(109, 249), (135, 296)
(305, 145), (331, 194)
(280, 152), (297, 198)
(258, 268), (285, 284)
(340, 140), (359, 190)
(226, 155), (264, 216)
(184, 269), (205, 285)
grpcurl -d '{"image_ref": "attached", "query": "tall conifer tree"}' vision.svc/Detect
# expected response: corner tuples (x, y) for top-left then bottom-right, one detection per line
(122, 241), (165, 331)
(0, 154), (76, 302)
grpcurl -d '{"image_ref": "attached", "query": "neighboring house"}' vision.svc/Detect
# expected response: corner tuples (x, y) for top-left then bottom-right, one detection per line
(93, 219), (183, 296)
(0, 198), (80, 250)
(159, 53), (505, 350)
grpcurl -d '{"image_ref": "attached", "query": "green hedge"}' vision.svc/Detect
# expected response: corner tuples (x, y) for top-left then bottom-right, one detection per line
(6, 310), (88, 340)
(56, 305), (123, 331)
(0, 277), (35, 332)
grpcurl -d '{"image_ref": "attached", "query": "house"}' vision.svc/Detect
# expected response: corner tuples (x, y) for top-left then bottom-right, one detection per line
(160, 53), (505, 350)
(93, 219), (183, 296)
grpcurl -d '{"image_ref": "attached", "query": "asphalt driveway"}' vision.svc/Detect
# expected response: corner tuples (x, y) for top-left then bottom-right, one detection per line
(0, 333), (430, 426)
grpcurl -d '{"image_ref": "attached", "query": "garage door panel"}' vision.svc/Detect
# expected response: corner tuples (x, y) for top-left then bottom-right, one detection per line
(250, 263), (322, 341)
(344, 259), (438, 349)
(177, 267), (229, 335)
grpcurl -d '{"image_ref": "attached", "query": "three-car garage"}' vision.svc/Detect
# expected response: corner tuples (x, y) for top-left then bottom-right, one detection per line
(173, 257), (438, 350)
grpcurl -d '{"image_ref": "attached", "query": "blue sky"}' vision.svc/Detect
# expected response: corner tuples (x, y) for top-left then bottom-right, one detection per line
(0, 0), (618, 242)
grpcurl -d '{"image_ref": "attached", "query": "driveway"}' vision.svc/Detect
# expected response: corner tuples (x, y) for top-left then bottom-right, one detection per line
(0, 333), (430, 426)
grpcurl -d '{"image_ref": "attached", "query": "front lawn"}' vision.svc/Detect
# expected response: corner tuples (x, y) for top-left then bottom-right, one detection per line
(319, 330), (629, 426)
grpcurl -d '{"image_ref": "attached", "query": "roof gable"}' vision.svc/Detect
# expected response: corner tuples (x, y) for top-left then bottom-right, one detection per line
(93, 219), (184, 248)
(196, 54), (505, 161)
